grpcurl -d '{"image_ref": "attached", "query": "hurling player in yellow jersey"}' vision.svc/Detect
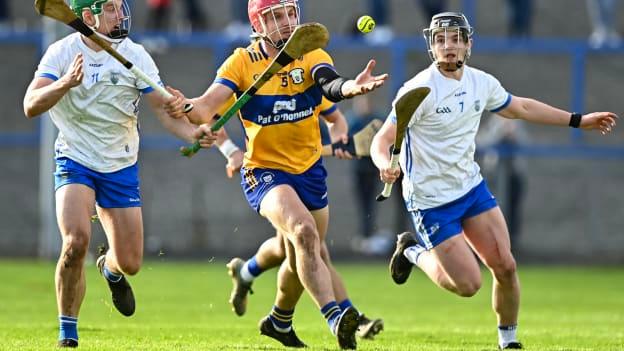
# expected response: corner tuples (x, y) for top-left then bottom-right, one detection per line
(165, 0), (386, 348)
(216, 97), (384, 342)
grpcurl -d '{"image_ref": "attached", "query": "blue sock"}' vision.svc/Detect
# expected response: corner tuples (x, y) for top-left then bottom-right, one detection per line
(246, 256), (263, 277)
(58, 315), (78, 341)
(269, 305), (294, 332)
(320, 301), (341, 334)
(338, 299), (354, 312)
(103, 264), (123, 283)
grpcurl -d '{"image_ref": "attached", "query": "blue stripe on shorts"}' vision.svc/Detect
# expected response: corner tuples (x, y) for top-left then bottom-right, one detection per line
(240, 159), (328, 213)
(54, 157), (141, 208)
(408, 180), (498, 249)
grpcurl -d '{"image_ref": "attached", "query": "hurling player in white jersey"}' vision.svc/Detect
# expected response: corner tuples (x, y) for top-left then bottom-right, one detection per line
(371, 12), (618, 350)
(23, 0), (216, 347)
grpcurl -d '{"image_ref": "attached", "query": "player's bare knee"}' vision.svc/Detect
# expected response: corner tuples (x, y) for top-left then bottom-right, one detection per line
(116, 256), (142, 276)
(491, 257), (517, 283)
(291, 221), (319, 255)
(456, 278), (481, 297)
(60, 233), (89, 266)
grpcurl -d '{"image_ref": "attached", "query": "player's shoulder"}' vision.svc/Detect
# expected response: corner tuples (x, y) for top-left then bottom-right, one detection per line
(305, 48), (332, 63)
(42, 33), (82, 62)
(119, 38), (153, 60)
(404, 64), (436, 88)
(464, 64), (497, 82)
(237, 41), (269, 63)
(47, 33), (80, 52)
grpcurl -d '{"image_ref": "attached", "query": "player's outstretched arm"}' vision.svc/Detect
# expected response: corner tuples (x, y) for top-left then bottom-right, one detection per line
(147, 91), (197, 143)
(498, 96), (618, 135)
(370, 118), (400, 184)
(164, 83), (233, 124)
(24, 53), (84, 118)
(340, 59), (388, 98)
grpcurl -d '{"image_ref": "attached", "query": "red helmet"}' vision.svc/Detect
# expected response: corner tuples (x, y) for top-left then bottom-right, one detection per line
(248, 0), (300, 47)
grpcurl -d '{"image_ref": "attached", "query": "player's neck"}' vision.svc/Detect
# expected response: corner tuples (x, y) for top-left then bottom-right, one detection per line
(80, 34), (119, 53)
(437, 67), (464, 81)
(81, 35), (104, 52)
(261, 40), (279, 58)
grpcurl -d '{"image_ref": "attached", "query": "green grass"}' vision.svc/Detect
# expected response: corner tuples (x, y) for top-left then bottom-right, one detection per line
(0, 260), (623, 350)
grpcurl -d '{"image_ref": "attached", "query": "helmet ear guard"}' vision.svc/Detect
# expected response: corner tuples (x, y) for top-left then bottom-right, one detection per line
(423, 12), (473, 71)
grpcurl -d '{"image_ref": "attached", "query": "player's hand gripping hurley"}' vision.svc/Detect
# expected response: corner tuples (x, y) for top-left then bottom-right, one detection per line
(179, 22), (330, 157)
(376, 87), (431, 202)
(34, 0), (193, 113)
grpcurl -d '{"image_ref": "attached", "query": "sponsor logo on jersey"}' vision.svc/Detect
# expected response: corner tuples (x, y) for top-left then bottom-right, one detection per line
(273, 99), (297, 114)
(256, 107), (314, 125)
(474, 99), (481, 111)
(454, 91), (466, 97)
(289, 68), (305, 84)
(89, 63), (103, 67)
(436, 106), (452, 114)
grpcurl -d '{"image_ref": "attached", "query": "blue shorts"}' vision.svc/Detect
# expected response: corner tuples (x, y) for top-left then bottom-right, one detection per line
(54, 157), (141, 208)
(241, 159), (328, 213)
(409, 180), (497, 249)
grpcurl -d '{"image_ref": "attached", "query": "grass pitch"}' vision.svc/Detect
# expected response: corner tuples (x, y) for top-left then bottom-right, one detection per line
(0, 259), (623, 350)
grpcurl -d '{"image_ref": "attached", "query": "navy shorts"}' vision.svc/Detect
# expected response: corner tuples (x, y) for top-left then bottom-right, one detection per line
(54, 157), (141, 208)
(409, 180), (497, 249)
(241, 159), (328, 213)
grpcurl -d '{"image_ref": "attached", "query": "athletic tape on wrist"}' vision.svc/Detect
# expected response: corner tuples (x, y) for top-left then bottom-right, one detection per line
(218, 139), (240, 158)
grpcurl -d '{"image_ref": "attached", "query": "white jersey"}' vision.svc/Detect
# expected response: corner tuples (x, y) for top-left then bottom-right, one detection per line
(34, 33), (161, 172)
(389, 63), (510, 211)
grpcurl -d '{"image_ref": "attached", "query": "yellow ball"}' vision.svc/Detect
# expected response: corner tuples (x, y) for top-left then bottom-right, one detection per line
(357, 15), (376, 34)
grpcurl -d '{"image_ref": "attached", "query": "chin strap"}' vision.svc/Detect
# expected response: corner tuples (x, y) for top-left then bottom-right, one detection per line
(89, 14), (126, 45)
(435, 48), (470, 72)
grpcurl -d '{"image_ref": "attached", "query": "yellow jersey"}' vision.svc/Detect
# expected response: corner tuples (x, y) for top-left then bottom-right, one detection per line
(215, 40), (336, 174)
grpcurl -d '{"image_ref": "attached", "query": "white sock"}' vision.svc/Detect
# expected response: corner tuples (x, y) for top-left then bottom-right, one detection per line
(239, 262), (255, 283)
(403, 244), (426, 265)
(498, 325), (518, 348)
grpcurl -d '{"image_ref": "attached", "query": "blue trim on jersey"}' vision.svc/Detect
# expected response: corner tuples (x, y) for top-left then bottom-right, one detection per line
(39, 73), (59, 81)
(311, 63), (336, 78)
(390, 113), (397, 124)
(321, 104), (337, 115)
(54, 157), (141, 208)
(215, 77), (239, 93)
(490, 93), (512, 113)
(405, 131), (412, 175)
(239, 85), (323, 126)
(241, 158), (328, 213)
(140, 86), (154, 94)
(408, 180), (497, 249)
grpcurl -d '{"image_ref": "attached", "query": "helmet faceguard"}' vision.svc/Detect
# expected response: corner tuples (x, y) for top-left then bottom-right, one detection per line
(248, 0), (300, 49)
(71, 0), (131, 43)
(423, 12), (473, 72)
